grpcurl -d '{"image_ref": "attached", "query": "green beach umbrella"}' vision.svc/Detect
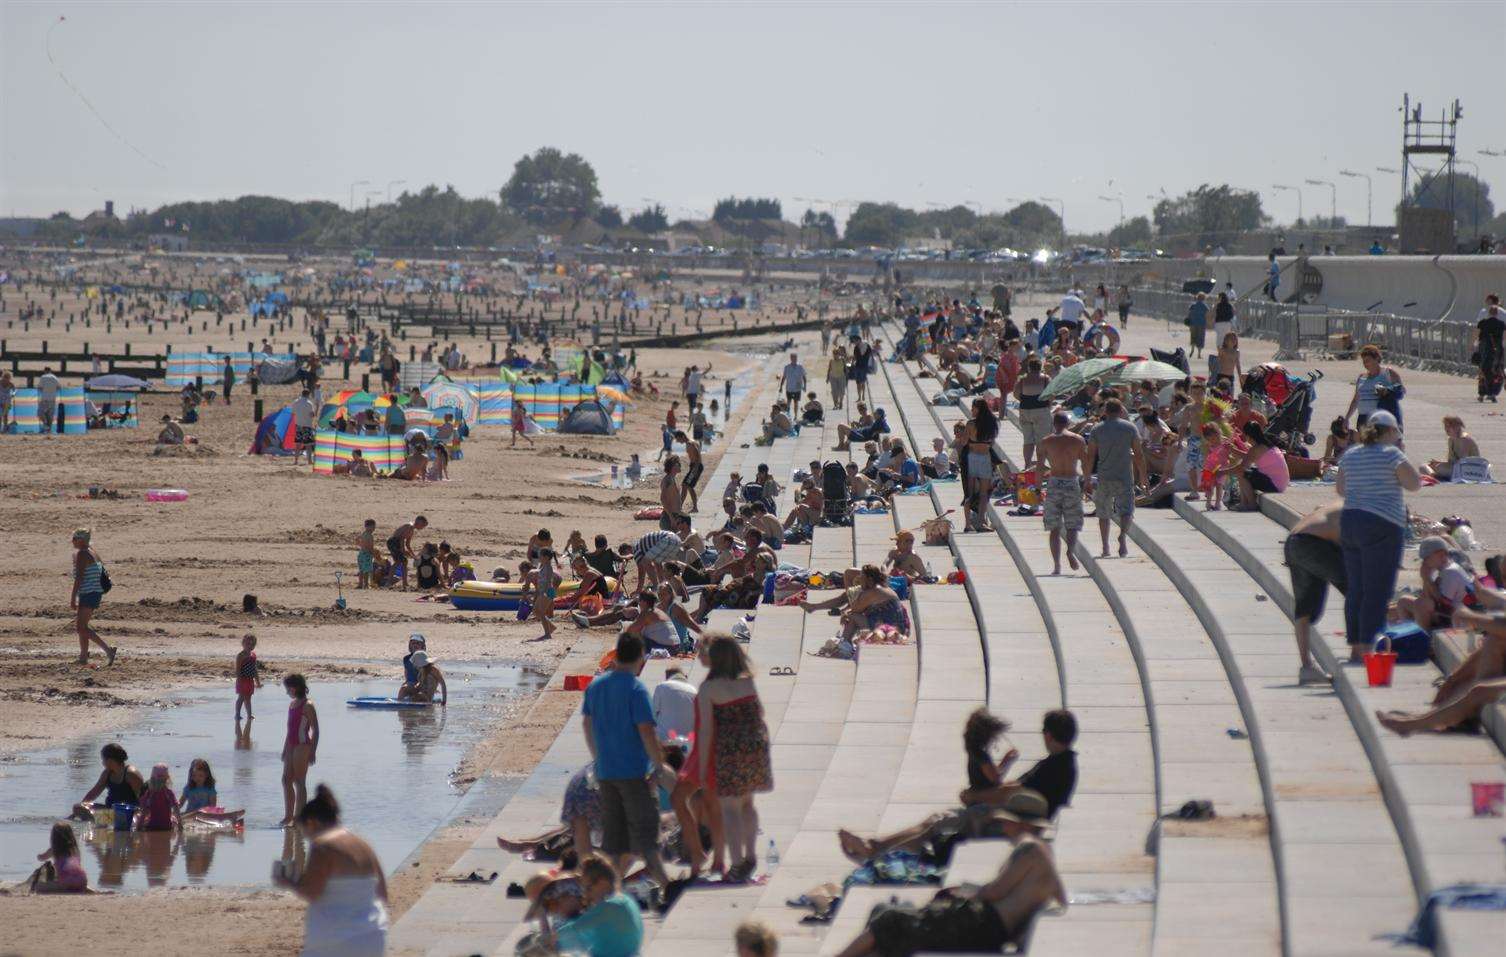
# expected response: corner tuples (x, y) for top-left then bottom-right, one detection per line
(1042, 357), (1128, 398)
(1104, 359), (1189, 388)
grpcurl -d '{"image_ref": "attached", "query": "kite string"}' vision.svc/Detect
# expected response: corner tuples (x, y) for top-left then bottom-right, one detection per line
(46, 16), (166, 171)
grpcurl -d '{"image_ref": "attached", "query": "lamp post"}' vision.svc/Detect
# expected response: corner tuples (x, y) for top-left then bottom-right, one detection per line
(386, 180), (406, 203)
(1098, 194), (1125, 225)
(1040, 196), (1065, 250)
(1305, 178), (1336, 226)
(1339, 170), (1372, 227)
(1272, 184), (1302, 225)
(348, 180), (371, 213)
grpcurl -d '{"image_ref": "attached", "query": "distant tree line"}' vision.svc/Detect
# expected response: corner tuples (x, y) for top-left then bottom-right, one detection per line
(30, 144), (1318, 252)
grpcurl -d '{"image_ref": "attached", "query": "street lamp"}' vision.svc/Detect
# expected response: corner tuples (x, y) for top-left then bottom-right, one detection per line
(1305, 178), (1337, 225)
(386, 180), (406, 203)
(1097, 194), (1124, 224)
(1339, 170), (1372, 227)
(1272, 184), (1302, 224)
(348, 179), (371, 213)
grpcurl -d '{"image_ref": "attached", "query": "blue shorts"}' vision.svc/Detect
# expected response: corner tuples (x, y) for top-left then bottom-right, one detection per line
(78, 592), (102, 610)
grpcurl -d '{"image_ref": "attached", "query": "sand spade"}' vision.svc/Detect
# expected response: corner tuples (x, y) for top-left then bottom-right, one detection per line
(334, 571), (347, 610)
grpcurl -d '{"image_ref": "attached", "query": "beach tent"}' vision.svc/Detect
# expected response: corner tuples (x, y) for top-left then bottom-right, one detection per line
(559, 400), (615, 435)
(250, 406), (298, 455)
(422, 381), (479, 424)
(186, 289), (216, 310)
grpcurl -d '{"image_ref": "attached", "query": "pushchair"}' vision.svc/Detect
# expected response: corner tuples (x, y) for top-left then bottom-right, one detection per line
(1150, 346), (1189, 375)
(820, 461), (850, 526)
(1244, 363), (1322, 452)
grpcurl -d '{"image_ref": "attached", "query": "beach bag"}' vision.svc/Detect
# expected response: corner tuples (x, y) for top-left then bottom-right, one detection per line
(99, 565), (113, 594)
(921, 516), (951, 546)
(1451, 457), (1492, 484)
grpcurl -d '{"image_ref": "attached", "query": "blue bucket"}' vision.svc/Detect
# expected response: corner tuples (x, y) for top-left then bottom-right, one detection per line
(889, 576), (910, 600)
(112, 803), (136, 831)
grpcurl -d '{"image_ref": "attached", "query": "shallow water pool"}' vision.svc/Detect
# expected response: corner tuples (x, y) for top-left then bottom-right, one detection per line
(0, 663), (544, 892)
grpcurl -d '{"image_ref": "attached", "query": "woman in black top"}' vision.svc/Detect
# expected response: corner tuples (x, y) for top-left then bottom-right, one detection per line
(964, 399), (999, 533)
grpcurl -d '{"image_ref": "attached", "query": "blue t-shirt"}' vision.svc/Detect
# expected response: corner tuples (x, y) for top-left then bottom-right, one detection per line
(554, 892), (643, 957)
(582, 670), (654, 781)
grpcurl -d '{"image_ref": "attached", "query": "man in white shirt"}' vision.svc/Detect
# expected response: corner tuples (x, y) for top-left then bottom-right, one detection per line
(652, 666), (698, 741)
(289, 389), (316, 465)
(779, 354), (807, 416)
(1057, 291), (1086, 330)
(37, 368), (61, 433)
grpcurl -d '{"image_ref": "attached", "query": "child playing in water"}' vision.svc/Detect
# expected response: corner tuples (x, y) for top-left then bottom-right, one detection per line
(178, 757), (245, 826)
(30, 821), (89, 893)
(234, 634), (263, 719)
(356, 519), (377, 589)
(134, 763), (181, 832)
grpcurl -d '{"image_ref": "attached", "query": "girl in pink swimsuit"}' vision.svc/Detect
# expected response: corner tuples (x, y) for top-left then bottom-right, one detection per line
(280, 673), (319, 826)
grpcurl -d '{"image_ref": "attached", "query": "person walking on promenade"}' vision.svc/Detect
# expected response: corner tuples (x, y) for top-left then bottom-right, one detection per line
(1335, 411), (1419, 663)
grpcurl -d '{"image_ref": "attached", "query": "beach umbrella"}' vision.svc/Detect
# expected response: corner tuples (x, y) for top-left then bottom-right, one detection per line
(1042, 357), (1128, 398)
(1104, 359), (1188, 388)
(85, 374), (150, 390)
(422, 381), (479, 423)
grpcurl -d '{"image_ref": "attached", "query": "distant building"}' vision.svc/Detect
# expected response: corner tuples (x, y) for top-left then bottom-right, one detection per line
(104, 200), (115, 218)
(149, 233), (189, 252)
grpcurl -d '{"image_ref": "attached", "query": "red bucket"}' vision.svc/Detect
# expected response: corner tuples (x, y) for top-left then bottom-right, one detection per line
(1363, 651), (1397, 687)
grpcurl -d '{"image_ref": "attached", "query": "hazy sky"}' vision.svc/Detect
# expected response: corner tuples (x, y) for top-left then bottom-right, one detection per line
(4, 1), (1504, 231)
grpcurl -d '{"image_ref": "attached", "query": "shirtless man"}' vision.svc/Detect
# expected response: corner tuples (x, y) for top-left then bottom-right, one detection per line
(673, 432), (704, 511)
(388, 516), (428, 591)
(1013, 357), (1053, 470)
(1038, 411), (1088, 575)
(660, 456), (684, 530)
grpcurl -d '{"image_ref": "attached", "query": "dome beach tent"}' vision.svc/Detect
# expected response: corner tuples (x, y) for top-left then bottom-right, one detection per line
(559, 399), (616, 435)
(250, 406), (298, 455)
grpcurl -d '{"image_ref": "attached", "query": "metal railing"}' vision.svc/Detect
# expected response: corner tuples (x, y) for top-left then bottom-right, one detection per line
(1130, 284), (1475, 373)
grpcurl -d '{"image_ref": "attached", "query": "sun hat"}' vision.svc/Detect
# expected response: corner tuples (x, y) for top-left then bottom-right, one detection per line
(408, 633), (427, 647)
(893, 530), (915, 543)
(1367, 410), (1399, 432)
(1417, 536), (1451, 561)
(410, 650), (433, 669)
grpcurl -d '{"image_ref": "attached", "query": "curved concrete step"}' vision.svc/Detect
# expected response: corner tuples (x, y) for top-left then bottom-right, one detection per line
(1174, 503), (1506, 957)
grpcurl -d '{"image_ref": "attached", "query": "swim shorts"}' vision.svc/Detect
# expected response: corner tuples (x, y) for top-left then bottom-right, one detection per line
(1018, 407), (1053, 446)
(296, 426), (315, 445)
(357, 550), (375, 573)
(78, 591), (102, 610)
(235, 677), (256, 697)
(1093, 478), (1135, 519)
(1284, 532), (1346, 623)
(1042, 476), (1085, 531)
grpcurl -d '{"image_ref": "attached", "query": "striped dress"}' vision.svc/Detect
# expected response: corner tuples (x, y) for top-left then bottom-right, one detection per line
(1337, 443), (1408, 527)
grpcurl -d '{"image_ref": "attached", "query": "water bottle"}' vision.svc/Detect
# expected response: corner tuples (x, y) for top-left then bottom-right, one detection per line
(766, 838), (780, 866)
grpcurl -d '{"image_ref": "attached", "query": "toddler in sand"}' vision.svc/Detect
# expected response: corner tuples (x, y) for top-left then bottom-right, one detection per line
(356, 519), (377, 588)
(234, 634), (263, 719)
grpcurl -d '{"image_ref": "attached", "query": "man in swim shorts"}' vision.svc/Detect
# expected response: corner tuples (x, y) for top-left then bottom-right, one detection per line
(1013, 357), (1053, 470)
(388, 516), (428, 591)
(1037, 411), (1088, 576)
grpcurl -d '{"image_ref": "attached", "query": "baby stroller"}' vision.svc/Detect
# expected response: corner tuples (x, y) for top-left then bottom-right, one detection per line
(1150, 346), (1189, 374)
(1247, 365), (1322, 452)
(820, 461), (850, 526)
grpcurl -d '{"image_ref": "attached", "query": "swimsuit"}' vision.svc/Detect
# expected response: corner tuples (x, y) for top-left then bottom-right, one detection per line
(236, 652), (258, 697)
